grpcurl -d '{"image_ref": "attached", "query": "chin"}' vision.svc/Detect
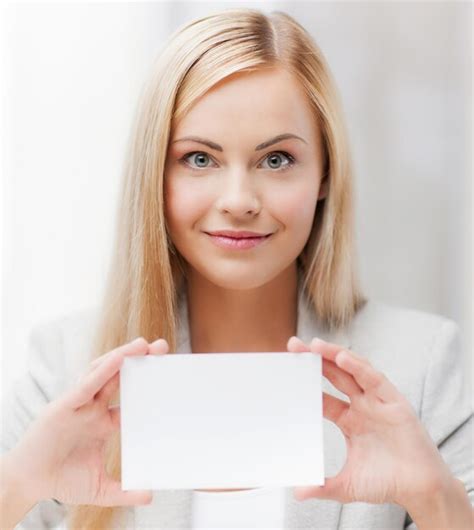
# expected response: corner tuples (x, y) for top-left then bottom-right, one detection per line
(195, 265), (280, 291)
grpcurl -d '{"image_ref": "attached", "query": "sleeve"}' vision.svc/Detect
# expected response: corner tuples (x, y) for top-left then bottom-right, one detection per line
(1, 321), (69, 530)
(404, 319), (474, 529)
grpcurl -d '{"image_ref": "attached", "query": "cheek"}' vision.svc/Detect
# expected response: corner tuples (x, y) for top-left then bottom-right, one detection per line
(164, 178), (212, 236)
(270, 184), (318, 235)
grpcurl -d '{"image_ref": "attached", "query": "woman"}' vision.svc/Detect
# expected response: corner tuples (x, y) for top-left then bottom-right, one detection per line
(1, 7), (472, 530)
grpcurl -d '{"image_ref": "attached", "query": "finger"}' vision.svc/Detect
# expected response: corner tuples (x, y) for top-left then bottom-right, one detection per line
(335, 351), (399, 402)
(310, 337), (369, 365)
(322, 358), (363, 397)
(288, 337), (363, 398)
(66, 349), (126, 409)
(95, 337), (159, 404)
(96, 371), (120, 405)
(287, 336), (310, 352)
(98, 480), (153, 506)
(88, 337), (150, 373)
(97, 338), (160, 405)
(75, 337), (149, 388)
(294, 474), (345, 502)
(322, 391), (349, 431)
(148, 338), (170, 355)
(109, 405), (120, 429)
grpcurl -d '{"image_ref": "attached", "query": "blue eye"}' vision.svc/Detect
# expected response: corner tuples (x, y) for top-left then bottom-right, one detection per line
(179, 151), (296, 172)
(260, 151), (295, 171)
(180, 152), (215, 169)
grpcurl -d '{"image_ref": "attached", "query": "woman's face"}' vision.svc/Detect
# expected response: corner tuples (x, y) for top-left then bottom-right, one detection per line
(164, 67), (327, 289)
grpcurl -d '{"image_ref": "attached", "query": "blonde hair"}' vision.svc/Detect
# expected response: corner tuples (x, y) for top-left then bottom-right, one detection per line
(66, 7), (366, 529)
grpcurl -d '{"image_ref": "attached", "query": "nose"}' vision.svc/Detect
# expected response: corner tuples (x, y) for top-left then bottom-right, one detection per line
(215, 170), (262, 217)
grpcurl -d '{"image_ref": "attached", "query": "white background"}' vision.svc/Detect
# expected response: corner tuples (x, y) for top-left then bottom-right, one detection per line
(1, 1), (472, 399)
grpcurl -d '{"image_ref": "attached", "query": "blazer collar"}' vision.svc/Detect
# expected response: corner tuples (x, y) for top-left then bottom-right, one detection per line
(134, 275), (350, 529)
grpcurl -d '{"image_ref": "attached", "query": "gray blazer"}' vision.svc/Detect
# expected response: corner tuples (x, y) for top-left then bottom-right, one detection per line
(1, 283), (472, 529)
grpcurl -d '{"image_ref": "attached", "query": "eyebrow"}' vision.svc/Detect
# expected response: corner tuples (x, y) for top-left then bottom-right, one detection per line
(171, 133), (307, 152)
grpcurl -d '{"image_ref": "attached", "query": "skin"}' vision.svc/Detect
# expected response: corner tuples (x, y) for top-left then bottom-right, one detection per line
(2, 336), (471, 528)
(164, 66), (327, 491)
(2, 70), (471, 527)
(163, 66), (474, 520)
(0, 338), (166, 530)
(164, 66), (327, 356)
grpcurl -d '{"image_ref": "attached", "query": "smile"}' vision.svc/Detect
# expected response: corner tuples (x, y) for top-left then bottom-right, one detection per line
(204, 233), (273, 250)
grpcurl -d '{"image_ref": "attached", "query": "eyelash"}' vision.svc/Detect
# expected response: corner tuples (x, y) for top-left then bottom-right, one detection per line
(178, 150), (296, 173)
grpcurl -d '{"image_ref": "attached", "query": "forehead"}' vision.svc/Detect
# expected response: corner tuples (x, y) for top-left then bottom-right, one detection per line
(171, 67), (318, 144)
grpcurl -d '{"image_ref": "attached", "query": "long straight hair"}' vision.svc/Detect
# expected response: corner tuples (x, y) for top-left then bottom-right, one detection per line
(66, 7), (366, 529)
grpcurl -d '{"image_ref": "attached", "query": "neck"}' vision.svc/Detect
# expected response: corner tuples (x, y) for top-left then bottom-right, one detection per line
(186, 263), (299, 354)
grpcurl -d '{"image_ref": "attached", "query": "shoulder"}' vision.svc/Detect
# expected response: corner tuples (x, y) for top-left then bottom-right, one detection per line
(0, 306), (102, 454)
(27, 306), (101, 394)
(347, 299), (463, 411)
(352, 297), (454, 333)
(349, 298), (458, 356)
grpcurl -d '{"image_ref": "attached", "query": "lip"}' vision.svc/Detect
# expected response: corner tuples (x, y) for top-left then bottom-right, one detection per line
(204, 232), (273, 250)
(205, 230), (272, 238)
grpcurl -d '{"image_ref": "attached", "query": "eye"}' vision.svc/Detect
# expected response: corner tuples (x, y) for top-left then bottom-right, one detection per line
(178, 150), (296, 172)
(259, 151), (295, 172)
(179, 152), (216, 170)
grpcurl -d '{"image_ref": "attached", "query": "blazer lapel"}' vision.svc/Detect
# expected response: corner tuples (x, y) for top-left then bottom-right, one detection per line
(135, 277), (351, 529)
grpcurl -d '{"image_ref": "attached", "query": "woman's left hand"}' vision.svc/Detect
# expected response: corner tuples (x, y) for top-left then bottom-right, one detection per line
(287, 336), (455, 511)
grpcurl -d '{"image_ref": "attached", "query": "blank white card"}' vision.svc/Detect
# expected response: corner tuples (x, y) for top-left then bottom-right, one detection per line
(120, 352), (324, 490)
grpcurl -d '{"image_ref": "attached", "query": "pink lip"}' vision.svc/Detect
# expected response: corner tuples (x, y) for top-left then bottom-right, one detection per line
(205, 232), (273, 250)
(206, 230), (271, 238)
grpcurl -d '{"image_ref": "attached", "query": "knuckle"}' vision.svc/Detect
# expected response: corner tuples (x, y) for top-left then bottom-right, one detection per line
(369, 370), (386, 389)
(385, 400), (417, 424)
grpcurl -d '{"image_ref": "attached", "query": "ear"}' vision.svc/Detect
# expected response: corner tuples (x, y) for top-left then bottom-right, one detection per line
(318, 175), (328, 200)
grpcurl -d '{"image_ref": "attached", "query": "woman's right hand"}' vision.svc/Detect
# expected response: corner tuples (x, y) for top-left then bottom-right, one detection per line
(3, 336), (170, 509)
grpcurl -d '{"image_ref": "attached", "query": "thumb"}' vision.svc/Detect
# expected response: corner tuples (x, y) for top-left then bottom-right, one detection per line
(100, 480), (153, 506)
